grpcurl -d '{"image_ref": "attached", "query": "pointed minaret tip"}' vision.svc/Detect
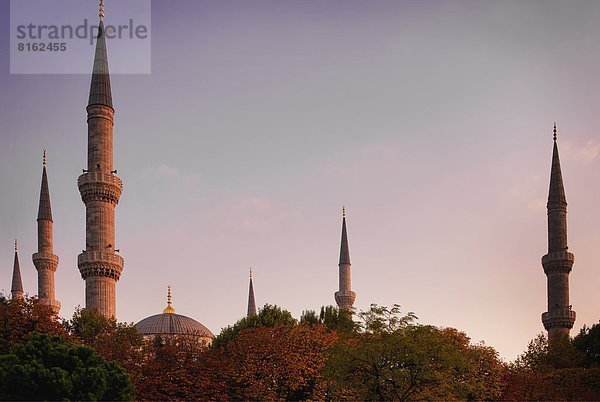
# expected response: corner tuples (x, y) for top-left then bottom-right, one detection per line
(11, 239), (24, 299)
(553, 123), (558, 142)
(88, 0), (113, 109)
(99, 0), (105, 22)
(38, 152), (53, 221)
(339, 208), (351, 266)
(247, 268), (257, 316)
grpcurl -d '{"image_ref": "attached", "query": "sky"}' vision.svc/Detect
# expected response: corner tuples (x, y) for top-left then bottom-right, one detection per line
(0, 0), (599, 361)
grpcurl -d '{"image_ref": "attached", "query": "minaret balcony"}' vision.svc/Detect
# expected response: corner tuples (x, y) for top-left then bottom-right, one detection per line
(32, 252), (59, 271)
(78, 172), (123, 204)
(542, 308), (576, 329)
(77, 251), (124, 280)
(335, 290), (356, 309)
(39, 298), (61, 315)
(542, 251), (574, 274)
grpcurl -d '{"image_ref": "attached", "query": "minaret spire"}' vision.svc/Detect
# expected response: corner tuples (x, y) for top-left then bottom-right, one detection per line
(78, 2), (123, 318)
(247, 268), (257, 316)
(88, 0), (112, 109)
(32, 151), (61, 314)
(541, 124), (576, 341)
(99, 0), (105, 22)
(11, 240), (24, 300)
(335, 206), (356, 310)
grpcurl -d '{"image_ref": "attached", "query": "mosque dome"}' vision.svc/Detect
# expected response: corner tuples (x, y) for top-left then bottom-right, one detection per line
(135, 287), (214, 341)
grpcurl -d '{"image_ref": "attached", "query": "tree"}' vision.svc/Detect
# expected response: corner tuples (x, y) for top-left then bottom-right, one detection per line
(503, 329), (600, 400)
(326, 304), (504, 400)
(573, 322), (600, 367)
(0, 295), (68, 354)
(301, 305), (357, 334)
(0, 333), (134, 401)
(212, 304), (296, 347)
(135, 336), (222, 401)
(66, 308), (143, 378)
(207, 324), (338, 400)
(513, 332), (582, 371)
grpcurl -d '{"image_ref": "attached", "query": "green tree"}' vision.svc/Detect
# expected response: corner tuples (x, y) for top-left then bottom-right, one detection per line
(326, 304), (504, 400)
(514, 332), (582, 371)
(573, 322), (600, 367)
(301, 305), (357, 334)
(212, 304), (296, 347)
(503, 327), (600, 400)
(66, 308), (143, 376)
(0, 333), (134, 401)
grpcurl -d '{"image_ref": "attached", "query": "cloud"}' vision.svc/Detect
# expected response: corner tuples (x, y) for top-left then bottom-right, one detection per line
(207, 196), (300, 232)
(146, 164), (203, 187)
(156, 164), (179, 178)
(560, 140), (600, 164)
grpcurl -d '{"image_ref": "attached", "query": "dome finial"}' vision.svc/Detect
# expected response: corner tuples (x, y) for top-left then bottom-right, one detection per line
(99, 0), (105, 22)
(553, 123), (558, 142)
(163, 285), (176, 314)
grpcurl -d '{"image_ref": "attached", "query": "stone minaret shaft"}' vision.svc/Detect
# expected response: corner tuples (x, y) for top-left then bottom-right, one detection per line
(11, 240), (24, 300)
(77, 11), (124, 318)
(335, 207), (356, 310)
(541, 124), (576, 340)
(32, 153), (60, 314)
(247, 269), (257, 316)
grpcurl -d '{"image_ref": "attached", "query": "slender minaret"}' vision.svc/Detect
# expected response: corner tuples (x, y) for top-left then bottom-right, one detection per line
(335, 207), (356, 310)
(11, 240), (24, 300)
(77, 0), (124, 318)
(32, 151), (61, 314)
(247, 268), (257, 316)
(541, 124), (576, 341)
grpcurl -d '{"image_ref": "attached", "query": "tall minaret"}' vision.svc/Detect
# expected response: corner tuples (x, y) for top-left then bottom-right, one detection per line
(335, 207), (356, 310)
(32, 151), (61, 314)
(11, 240), (24, 300)
(77, 0), (124, 318)
(541, 124), (576, 341)
(247, 268), (257, 316)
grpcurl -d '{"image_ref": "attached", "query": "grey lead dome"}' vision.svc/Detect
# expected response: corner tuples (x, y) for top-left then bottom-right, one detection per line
(135, 313), (214, 338)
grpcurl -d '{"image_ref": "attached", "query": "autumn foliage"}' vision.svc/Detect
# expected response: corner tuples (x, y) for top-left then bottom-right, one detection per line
(1, 295), (599, 401)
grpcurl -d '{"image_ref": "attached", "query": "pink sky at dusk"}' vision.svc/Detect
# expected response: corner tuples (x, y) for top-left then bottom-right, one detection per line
(0, 0), (599, 361)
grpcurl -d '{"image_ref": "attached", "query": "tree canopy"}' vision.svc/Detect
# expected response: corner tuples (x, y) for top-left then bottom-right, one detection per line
(212, 303), (296, 347)
(0, 333), (134, 401)
(3, 293), (599, 401)
(326, 304), (504, 400)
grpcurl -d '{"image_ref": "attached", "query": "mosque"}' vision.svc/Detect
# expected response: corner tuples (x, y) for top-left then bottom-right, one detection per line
(8, 1), (574, 343)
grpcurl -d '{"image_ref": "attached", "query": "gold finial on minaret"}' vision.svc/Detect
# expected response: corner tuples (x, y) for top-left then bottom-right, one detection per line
(342, 205), (346, 218)
(14, 239), (18, 252)
(163, 285), (176, 314)
(553, 123), (558, 142)
(99, 0), (105, 22)
(43, 150), (47, 167)
(249, 267), (253, 279)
